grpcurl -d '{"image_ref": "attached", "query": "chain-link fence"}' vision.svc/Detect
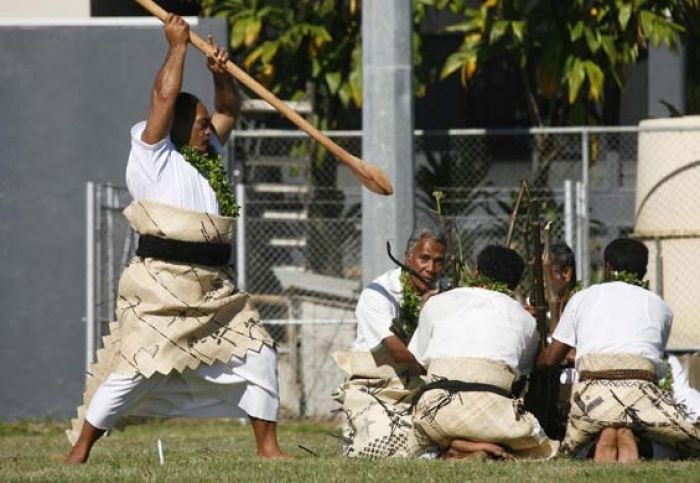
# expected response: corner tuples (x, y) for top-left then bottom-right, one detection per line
(86, 124), (700, 416)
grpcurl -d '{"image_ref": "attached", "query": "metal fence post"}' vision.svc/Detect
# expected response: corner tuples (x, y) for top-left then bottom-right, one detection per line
(580, 130), (591, 286)
(564, 179), (574, 250)
(575, 181), (584, 282)
(231, 134), (247, 291)
(85, 181), (95, 372)
(106, 184), (115, 334)
(236, 182), (246, 291)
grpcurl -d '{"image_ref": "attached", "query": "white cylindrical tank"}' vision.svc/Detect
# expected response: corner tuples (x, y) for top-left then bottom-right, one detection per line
(635, 116), (700, 349)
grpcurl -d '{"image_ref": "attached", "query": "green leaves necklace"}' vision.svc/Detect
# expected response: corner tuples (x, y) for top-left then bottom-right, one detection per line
(181, 145), (240, 218)
(459, 273), (514, 297)
(606, 270), (649, 289)
(393, 269), (421, 343)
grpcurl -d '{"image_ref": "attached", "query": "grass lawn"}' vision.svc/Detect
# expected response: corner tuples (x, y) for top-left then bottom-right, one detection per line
(2, 419), (700, 482)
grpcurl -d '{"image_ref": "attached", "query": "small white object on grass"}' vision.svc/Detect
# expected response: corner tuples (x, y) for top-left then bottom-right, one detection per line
(157, 439), (165, 465)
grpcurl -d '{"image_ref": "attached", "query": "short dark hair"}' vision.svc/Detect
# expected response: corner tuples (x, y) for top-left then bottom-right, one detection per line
(171, 92), (201, 151)
(476, 245), (525, 290)
(404, 225), (447, 254)
(550, 242), (576, 283)
(604, 238), (648, 279)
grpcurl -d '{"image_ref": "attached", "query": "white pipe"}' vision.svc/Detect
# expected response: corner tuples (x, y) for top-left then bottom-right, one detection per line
(580, 131), (590, 287)
(230, 125), (700, 139)
(106, 184), (115, 334)
(575, 181), (583, 282)
(564, 179), (574, 249)
(85, 182), (95, 371)
(235, 182), (246, 292)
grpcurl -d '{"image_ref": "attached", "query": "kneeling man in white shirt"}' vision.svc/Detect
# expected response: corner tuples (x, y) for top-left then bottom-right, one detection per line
(538, 238), (700, 462)
(406, 245), (558, 459)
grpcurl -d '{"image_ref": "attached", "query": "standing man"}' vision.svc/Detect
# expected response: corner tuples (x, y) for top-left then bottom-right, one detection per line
(333, 226), (446, 458)
(66, 15), (286, 463)
(538, 238), (700, 462)
(406, 245), (558, 460)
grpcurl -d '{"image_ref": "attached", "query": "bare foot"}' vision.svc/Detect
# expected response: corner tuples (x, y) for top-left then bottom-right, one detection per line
(64, 421), (105, 465)
(64, 446), (89, 465)
(446, 440), (512, 460)
(444, 448), (489, 460)
(616, 428), (639, 463)
(250, 417), (290, 459)
(257, 448), (292, 459)
(593, 427), (618, 463)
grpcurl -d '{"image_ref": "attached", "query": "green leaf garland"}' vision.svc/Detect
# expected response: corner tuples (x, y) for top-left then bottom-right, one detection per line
(181, 145), (240, 218)
(458, 272), (514, 297)
(606, 270), (650, 289)
(392, 269), (421, 343)
(659, 357), (674, 391)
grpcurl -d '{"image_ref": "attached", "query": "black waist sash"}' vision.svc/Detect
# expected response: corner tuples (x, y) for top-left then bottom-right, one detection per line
(136, 234), (231, 267)
(411, 379), (512, 408)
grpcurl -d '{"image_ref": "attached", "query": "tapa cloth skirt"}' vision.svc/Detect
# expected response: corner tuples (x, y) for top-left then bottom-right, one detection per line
(332, 348), (423, 458)
(67, 201), (276, 443)
(407, 358), (558, 459)
(562, 353), (700, 456)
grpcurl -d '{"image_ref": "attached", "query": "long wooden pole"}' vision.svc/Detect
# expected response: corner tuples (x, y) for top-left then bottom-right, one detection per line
(134, 0), (393, 196)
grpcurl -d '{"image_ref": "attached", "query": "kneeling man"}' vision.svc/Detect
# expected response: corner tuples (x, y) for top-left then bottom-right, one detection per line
(538, 238), (700, 462)
(333, 226), (446, 457)
(406, 245), (558, 459)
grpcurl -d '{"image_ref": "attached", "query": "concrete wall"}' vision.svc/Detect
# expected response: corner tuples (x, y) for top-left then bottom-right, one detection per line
(0, 17), (227, 420)
(0, 1), (89, 18)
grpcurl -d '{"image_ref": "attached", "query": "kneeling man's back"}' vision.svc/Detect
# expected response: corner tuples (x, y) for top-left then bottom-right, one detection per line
(406, 245), (558, 459)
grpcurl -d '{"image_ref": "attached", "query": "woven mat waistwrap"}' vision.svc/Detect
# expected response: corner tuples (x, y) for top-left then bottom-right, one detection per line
(577, 353), (658, 375)
(561, 377), (700, 456)
(66, 201), (274, 444)
(125, 200), (235, 243)
(406, 359), (558, 459)
(427, 358), (515, 392)
(332, 348), (423, 458)
(333, 347), (422, 380)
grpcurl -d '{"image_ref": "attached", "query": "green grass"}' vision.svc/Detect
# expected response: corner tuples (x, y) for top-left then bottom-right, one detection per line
(2, 419), (700, 482)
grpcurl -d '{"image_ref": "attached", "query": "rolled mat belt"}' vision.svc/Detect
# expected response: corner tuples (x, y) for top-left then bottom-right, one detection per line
(136, 234), (231, 267)
(411, 379), (511, 408)
(578, 369), (658, 383)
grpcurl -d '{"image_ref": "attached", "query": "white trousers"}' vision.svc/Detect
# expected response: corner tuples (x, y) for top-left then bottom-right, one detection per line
(86, 345), (279, 430)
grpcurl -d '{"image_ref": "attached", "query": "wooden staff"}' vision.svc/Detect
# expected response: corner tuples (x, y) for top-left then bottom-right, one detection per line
(134, 0), (393, 196)
(524, 200), (561, 439)
(528, 200), (547, 351)
(505, 181), (528, 249)
(541, 221), (561, 333)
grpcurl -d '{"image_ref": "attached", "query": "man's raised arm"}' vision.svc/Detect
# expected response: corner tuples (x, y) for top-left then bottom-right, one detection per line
(207, 35), (240, 144)
(141, 14), (189, 145)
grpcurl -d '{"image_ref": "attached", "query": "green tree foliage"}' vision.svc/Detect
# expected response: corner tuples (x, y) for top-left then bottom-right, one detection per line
(199, 0), (435, 129)
(438, 0), (686, 125)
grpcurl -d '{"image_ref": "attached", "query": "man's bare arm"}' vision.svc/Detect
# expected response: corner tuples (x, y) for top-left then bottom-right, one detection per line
(536, 339), (572, 370)
(206, 35), (240, 144)
(382, 335), (425, 374)
(142, 14), (189, 145)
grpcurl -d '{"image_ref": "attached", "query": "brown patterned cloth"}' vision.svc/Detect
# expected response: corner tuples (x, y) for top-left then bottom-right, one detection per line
(67, 201), (275, 443)
(332, 348), (423, 458)
(562, 353), (700, 456)
(406, 358), (559, 459)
